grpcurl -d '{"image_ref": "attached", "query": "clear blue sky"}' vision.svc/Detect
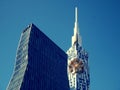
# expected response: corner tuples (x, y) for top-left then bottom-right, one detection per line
(0, 0), (120, 90)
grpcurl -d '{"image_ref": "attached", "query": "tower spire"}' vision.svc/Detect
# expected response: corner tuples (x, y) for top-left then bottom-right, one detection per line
(75, 7), (78, 22)
(72, 7), (82, 46)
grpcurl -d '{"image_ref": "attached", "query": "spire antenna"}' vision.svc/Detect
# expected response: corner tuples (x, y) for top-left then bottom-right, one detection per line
(75, 7), (78, 22)
(72, 7), (82, 46)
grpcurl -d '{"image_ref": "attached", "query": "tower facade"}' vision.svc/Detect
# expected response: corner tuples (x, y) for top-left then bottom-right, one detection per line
(67, 7), (90, 90)
(7, 24), (70, 90)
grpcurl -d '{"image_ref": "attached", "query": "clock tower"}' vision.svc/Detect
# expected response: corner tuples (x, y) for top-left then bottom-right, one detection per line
(67, 7), (90, 90)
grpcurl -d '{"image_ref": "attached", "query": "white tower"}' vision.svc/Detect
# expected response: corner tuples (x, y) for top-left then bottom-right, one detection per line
(67, 7), (90, 90)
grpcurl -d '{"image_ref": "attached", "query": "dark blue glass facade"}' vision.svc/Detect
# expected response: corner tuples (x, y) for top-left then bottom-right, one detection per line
(7, 24), (70, 90)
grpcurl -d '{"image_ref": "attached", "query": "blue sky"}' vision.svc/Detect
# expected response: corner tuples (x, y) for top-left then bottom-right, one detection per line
(0, 0), (120, 90)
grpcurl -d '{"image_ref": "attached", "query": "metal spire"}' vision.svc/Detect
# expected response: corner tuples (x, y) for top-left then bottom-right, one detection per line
(72, 7), (82, 46)
(74, 7), (78, 35)
(75, 7), (78, 23)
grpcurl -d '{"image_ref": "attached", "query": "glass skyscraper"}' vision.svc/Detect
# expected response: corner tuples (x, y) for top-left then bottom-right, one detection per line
(67, 7), (90, 90)
(7, 24), (70, 90)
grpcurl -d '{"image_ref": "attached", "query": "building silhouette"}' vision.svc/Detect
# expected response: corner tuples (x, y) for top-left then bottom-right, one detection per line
(7, 24), (70, 90)
(67, 7), (90, 90)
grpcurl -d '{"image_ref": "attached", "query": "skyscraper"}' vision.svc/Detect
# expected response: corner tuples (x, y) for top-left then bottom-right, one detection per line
(67, 7), (90, 90)
(7, 24), (70, 90)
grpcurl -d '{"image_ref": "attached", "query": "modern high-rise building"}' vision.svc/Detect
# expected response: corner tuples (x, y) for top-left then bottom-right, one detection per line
(67, 7), (90, 90)
(7, 24), (70, 90)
